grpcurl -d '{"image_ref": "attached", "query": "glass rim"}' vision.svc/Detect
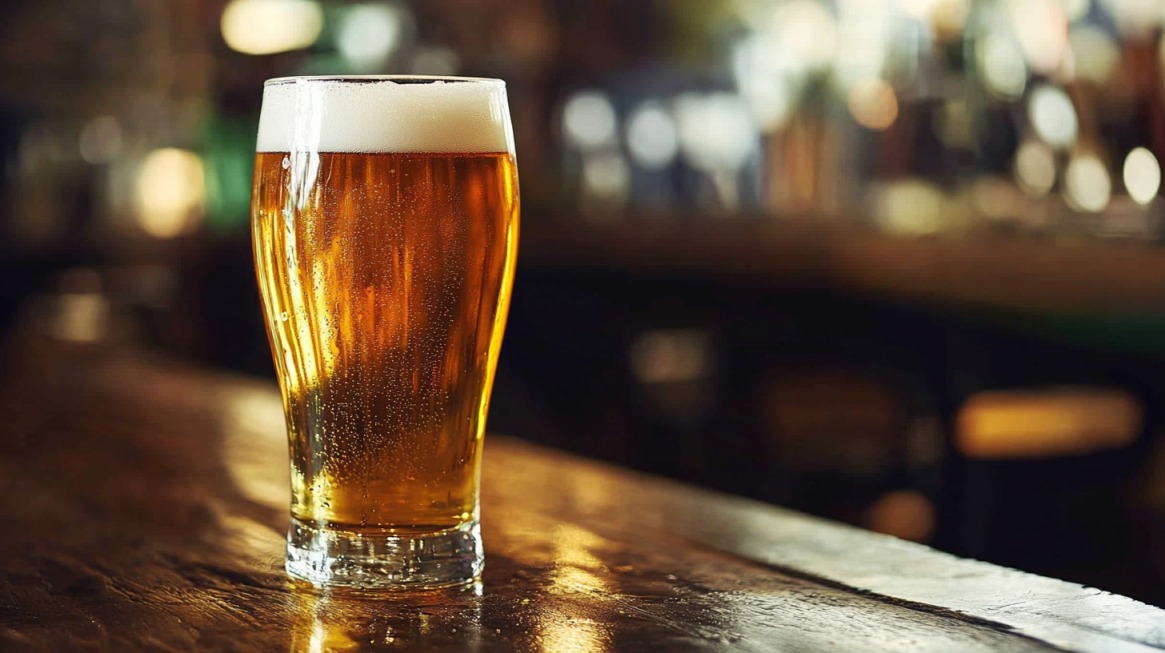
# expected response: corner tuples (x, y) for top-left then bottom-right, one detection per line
(264, 75), (505, 87)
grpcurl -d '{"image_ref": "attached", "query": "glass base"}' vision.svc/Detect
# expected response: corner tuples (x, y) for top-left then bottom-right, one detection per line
(285, 517), (483, 589)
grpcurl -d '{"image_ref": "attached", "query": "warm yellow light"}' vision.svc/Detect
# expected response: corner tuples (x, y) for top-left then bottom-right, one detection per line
(539, 617), (603, 653)
(773, 0), (837, 70)
(540, 524), (610, 652)
(957, 388), (1139, 458)
(1123, 147), (1160, 205)
(1064, 152), (1111, 213)
(223, 389), (288, 510)
(866, 490), (935, 542)
(848, 78), (899, 131)
(1007, 0), (1068, 74)
(220, 0), (323, 56)
(874, 180), (946, 235)
(305, 611), (360, 653)
(931, 0), (970, 41)
(134, 148), (205, 238)
(52, 293), (110, 344)
(1014, 140), (1056, 196)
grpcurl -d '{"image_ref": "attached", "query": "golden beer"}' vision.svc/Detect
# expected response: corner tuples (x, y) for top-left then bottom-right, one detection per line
(251, 77), (518, 588)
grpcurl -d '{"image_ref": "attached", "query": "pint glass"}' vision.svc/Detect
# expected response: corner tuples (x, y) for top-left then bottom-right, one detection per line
(251, 77), (518, 588)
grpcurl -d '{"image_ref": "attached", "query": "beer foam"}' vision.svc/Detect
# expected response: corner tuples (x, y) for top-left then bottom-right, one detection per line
(257, 77), (514, 154)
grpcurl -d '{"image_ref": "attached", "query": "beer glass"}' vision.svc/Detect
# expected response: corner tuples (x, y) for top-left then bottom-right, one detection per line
(251, 76), (518, 588)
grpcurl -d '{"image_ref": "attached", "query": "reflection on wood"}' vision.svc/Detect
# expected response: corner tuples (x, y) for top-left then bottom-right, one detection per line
(0, 345), (1162, 652)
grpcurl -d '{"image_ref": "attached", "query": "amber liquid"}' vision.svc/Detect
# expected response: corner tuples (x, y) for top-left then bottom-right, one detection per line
(252, 151), (518, 534)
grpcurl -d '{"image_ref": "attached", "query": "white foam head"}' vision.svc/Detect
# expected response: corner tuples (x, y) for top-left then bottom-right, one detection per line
(257, 76), (514, 154)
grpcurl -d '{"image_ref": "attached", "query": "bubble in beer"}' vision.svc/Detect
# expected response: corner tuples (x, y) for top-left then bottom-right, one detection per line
(252, 149), (517, 530)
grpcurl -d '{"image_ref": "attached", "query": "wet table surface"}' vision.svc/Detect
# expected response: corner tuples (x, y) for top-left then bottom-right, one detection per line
(1, 345), (1164, 652)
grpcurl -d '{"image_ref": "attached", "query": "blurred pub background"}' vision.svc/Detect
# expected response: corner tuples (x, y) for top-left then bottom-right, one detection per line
(3, 0), (1165, 606)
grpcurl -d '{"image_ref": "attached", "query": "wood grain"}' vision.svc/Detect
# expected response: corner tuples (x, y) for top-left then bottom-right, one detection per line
(0, 343), (1161, 652)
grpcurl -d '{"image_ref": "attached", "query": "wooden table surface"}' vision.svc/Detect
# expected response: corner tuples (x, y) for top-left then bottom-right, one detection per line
(1, 344), (1163, 652)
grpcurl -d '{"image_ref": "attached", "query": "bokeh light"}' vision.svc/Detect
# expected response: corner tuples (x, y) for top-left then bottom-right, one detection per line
(981, 33), (1027, 100)
(832, 0), (890, 92)
(1064, 152), (1112, 213)
(874, 180), (945, 235)
(563, 92), (618, 150)
(733, 35), (799, 131)
(675, 93), (755, 173)
(626, 103), (679, 170)
(772, 0), (838, 70)
(582, 153), (630, 205)
(1123, 147), (1161, 205)
(1014, 140), (1056, 196)
(865, 489), (935, 542)
(411, 46), (460, 76)
(1028, 85), (1079, 149)
(630, 330), (711, 385)
(220, 0), (324, 56)
(1007, 0), (1069, 75)
(848, 78), (899, 131)
(134, 148), (205, 238)
(338, 3), (405, 69)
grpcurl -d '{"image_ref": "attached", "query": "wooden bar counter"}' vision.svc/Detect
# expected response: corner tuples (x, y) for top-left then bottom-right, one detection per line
(1, 343), (1162, 652)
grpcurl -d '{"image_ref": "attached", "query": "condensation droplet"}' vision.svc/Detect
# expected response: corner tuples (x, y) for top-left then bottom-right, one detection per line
(281, 156), (291, 169)
(280, 311), (289, 322)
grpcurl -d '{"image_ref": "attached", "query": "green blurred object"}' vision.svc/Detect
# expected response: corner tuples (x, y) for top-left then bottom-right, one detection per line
(967, 308), (1165, 356)
(200, 113), (257, 235)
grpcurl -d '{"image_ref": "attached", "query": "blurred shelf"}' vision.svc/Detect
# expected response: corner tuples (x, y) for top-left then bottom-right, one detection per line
(520, 218), (1165, 317)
